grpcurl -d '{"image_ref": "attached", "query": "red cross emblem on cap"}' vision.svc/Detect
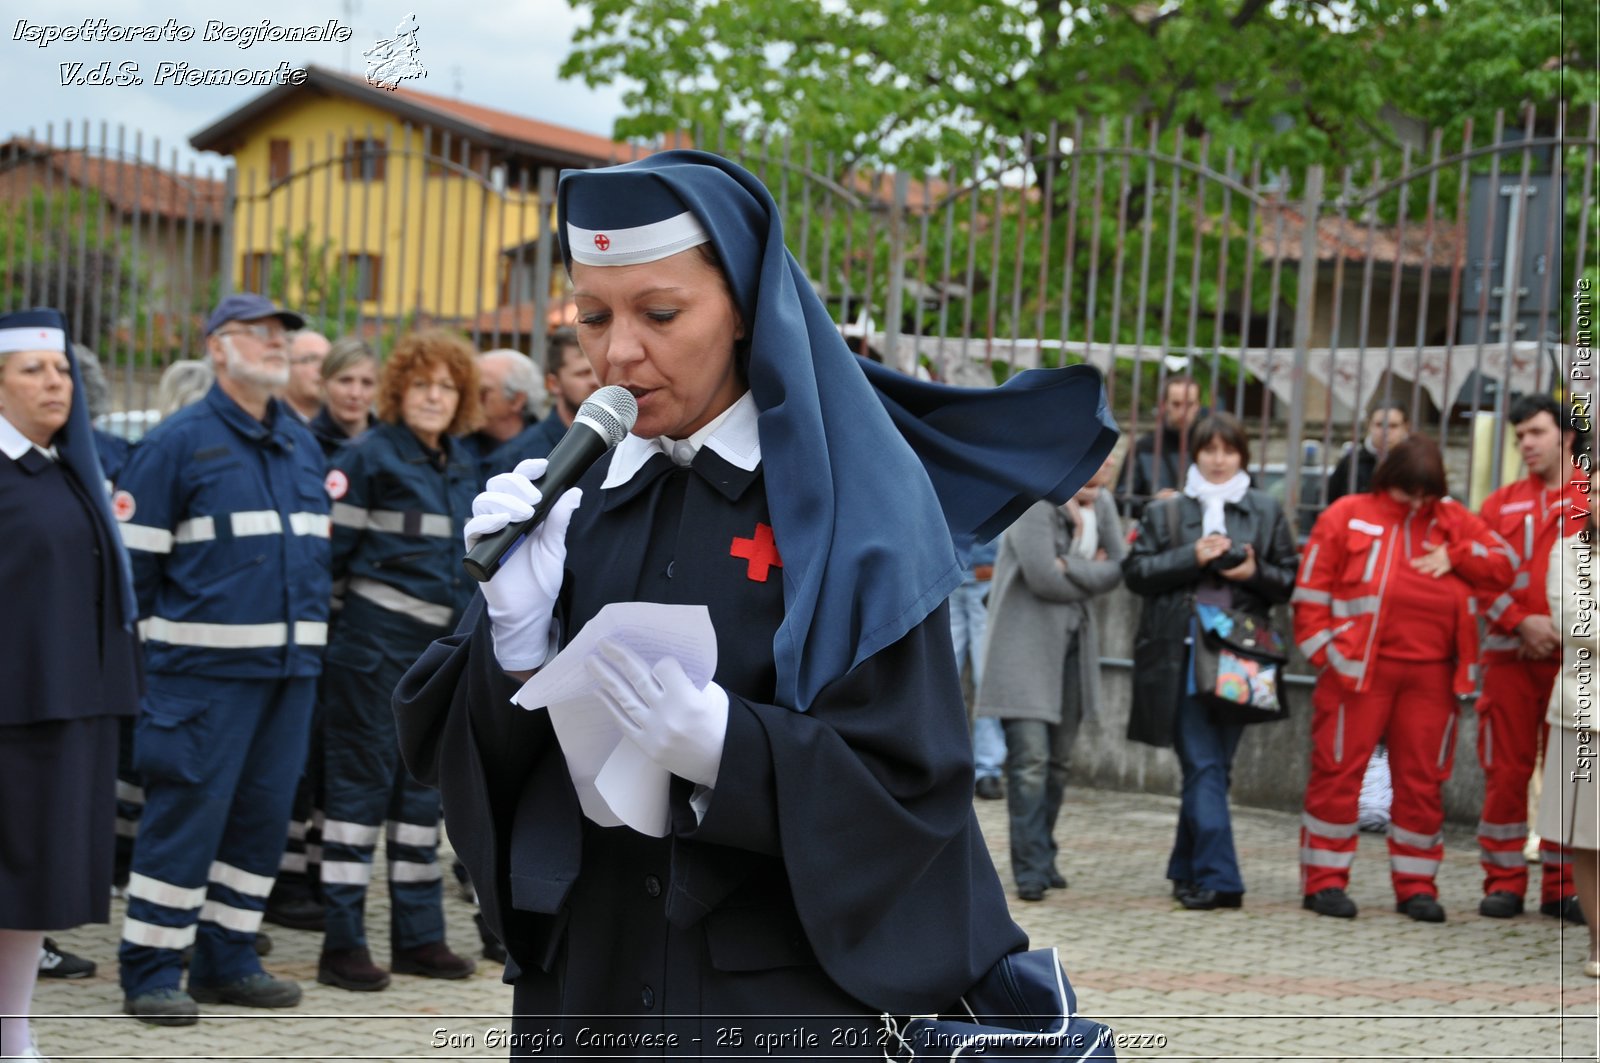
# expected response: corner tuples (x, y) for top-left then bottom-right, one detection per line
(593, 233), (611, 252)
(730, 522), (782, 582)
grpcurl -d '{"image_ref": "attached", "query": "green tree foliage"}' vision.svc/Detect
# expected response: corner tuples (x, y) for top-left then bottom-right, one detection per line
(562, 0), (1587, 172)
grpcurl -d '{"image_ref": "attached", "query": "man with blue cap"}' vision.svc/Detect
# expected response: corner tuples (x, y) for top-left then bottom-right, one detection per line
(114, 293), (331, 1024)
(396, 151), (1116, 1049)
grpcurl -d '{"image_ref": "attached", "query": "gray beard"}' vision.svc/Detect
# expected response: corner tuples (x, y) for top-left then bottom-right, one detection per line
(225, 341), (290, 391)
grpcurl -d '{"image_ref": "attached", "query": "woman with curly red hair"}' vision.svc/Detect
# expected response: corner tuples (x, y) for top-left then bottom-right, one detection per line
(315, 329), (483, 991)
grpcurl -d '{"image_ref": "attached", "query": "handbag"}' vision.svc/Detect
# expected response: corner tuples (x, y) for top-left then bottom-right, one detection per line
(1157, 498), (1289, 726)
(880, 947), (1118, 1060)
(1191, 601), (1289, 725)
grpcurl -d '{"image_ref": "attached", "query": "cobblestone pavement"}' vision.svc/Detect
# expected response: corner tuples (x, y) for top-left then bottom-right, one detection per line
(28, 786), (1599, 1061)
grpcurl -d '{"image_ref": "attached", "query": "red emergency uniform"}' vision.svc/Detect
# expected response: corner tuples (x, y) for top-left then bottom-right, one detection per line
(1293, 493), (1515, 902)
(1475, 470), (1589, 906)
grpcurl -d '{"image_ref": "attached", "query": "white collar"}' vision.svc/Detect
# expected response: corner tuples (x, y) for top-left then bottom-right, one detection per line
(0, 411), (58, 461)
(602, 391), (761, 489)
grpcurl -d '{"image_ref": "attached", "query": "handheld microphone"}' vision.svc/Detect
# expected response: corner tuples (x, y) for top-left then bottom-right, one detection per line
(462, 384), (638, 583)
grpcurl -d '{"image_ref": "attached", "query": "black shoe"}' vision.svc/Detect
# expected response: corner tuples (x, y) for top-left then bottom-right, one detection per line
(123, 987), (199, 1026)
(39, 937), (96, 979)
(1016, 884), (1045, 902)
(1542, 897), (1587, 924)
(974, 776), (1003, 801)
(264, 892), (325, 932)
(1478, 891), (1525, 918)
(318, 947), (392, 992)
(1397, 894), (1446, 923)
(253, 931), (272, 957)
(474, 912), (507, 964)
(392, 941), (476, 980)
(1171, 880), (1196, 900)
(452, 858), (478, 904)
(1047, 869), (1068, 890)
(189, 971), (301, 1008)
(1303, 888), (1358, 918)
(1179, 888), (1243, 911)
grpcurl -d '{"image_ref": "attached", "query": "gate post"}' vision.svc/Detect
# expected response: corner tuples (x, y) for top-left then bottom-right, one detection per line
(883, 170), (911, 373)
(1284, 164), (1324, 532)
(219, 166), (238, 299)
(532, 167), (556, 349)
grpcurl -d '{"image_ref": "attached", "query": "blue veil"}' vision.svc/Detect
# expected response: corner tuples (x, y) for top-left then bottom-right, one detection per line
(558, 151), (1116, 711)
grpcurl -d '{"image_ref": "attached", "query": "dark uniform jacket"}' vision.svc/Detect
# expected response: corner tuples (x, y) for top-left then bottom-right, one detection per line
(114, 384), (331, 678)
(1122, 490), (1298, 747)
(327, 421), (479, 639)
(395, 445), (1025, 1023)
(0, 445), (140, 725)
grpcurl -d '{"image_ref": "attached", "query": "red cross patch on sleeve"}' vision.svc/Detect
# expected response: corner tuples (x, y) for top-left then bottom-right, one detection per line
(111, 489), (136, 521)
(730, 522), (783, 582)
(324, 469), (349, 500)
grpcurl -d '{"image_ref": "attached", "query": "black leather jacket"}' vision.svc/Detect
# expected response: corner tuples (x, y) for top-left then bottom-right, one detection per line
(1121, 489), (1298, 747)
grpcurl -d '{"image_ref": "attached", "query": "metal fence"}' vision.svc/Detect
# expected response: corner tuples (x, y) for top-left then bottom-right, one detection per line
(3, 104), (1594, 521)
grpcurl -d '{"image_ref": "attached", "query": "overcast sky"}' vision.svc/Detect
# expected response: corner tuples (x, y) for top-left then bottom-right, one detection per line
(4, 1), (629, 175)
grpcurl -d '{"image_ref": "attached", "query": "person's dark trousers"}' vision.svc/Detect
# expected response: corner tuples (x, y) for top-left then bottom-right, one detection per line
(114, 716), (142, 888)
(1166, 687), (1246, 894)
(270, 705), (324, 909)
(118, 674), (315, 996)
(1002, 643), (1084, 892)
(319, 610), (446, 953)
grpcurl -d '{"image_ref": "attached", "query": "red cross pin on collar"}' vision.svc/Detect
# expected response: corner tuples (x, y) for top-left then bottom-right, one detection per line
(730, 522), (782, 582)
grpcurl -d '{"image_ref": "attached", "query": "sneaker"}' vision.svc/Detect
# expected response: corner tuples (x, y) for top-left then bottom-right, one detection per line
(1302, 888), (1358, 919)
(38, 938), (96, 979)
(1541, 897), (1587, 924)
(974, 776), (1003, 801)
(1397, 894), (1446, 922)
(123, 986), (199, 1026)
(1478, 891), (1524, 918)
(317, 946), (392, 992)
(392, 941), (476, 980)
(188, 971), (301, 1008)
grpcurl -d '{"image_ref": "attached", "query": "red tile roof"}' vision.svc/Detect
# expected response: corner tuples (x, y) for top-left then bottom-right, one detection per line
(2, 139), (225, 224)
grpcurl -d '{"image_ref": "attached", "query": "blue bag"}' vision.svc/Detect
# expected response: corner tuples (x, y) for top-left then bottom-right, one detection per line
(881, 948), (1117, 1060)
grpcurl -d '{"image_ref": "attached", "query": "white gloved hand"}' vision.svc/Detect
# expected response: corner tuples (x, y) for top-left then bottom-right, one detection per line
(587, 638), (729, 788)
(463, 458), (582, 671)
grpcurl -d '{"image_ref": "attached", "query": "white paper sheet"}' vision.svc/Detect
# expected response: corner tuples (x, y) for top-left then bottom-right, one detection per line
(511, 602), (718, 836)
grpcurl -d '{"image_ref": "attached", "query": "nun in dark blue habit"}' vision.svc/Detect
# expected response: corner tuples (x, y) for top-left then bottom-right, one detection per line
(394, 151), (1116, 1053)
(0, 308), (141, 1059)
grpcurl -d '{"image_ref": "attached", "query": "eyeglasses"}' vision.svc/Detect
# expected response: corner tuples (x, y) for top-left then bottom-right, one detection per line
(217, 323), (288, 343)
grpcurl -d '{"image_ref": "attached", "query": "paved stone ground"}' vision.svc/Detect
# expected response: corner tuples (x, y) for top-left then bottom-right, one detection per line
(28, 787), (1599, 1061)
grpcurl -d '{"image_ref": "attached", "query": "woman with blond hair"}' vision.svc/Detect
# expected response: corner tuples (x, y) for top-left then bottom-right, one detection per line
(315, 328), (481, 991)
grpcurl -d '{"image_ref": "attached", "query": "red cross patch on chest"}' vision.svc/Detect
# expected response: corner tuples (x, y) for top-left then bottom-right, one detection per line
(730, 522), (782, 582)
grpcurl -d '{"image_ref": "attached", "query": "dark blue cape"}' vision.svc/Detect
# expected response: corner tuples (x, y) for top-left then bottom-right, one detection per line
(558, 151), (1116, 711)
(1, 308), (137, 630)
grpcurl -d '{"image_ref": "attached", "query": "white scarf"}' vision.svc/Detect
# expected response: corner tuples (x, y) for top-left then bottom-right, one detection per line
(1184, 465), (1250, 536)
(1066, 497), (1099, 559)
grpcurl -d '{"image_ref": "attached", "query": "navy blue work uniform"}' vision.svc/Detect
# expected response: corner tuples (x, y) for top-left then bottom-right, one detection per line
(319, 421), (477, 953)
(113, 384), (330, 997)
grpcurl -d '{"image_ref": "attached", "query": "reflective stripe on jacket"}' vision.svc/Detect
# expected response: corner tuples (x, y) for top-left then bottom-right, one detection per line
(1477, 472), (1590, 661)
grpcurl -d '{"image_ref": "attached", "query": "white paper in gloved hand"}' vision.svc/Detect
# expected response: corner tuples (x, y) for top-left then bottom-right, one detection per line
(587, 637), (728, 788)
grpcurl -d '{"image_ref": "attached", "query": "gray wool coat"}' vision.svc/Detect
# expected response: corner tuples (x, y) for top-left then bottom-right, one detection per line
(975, 490), (1124, 724)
